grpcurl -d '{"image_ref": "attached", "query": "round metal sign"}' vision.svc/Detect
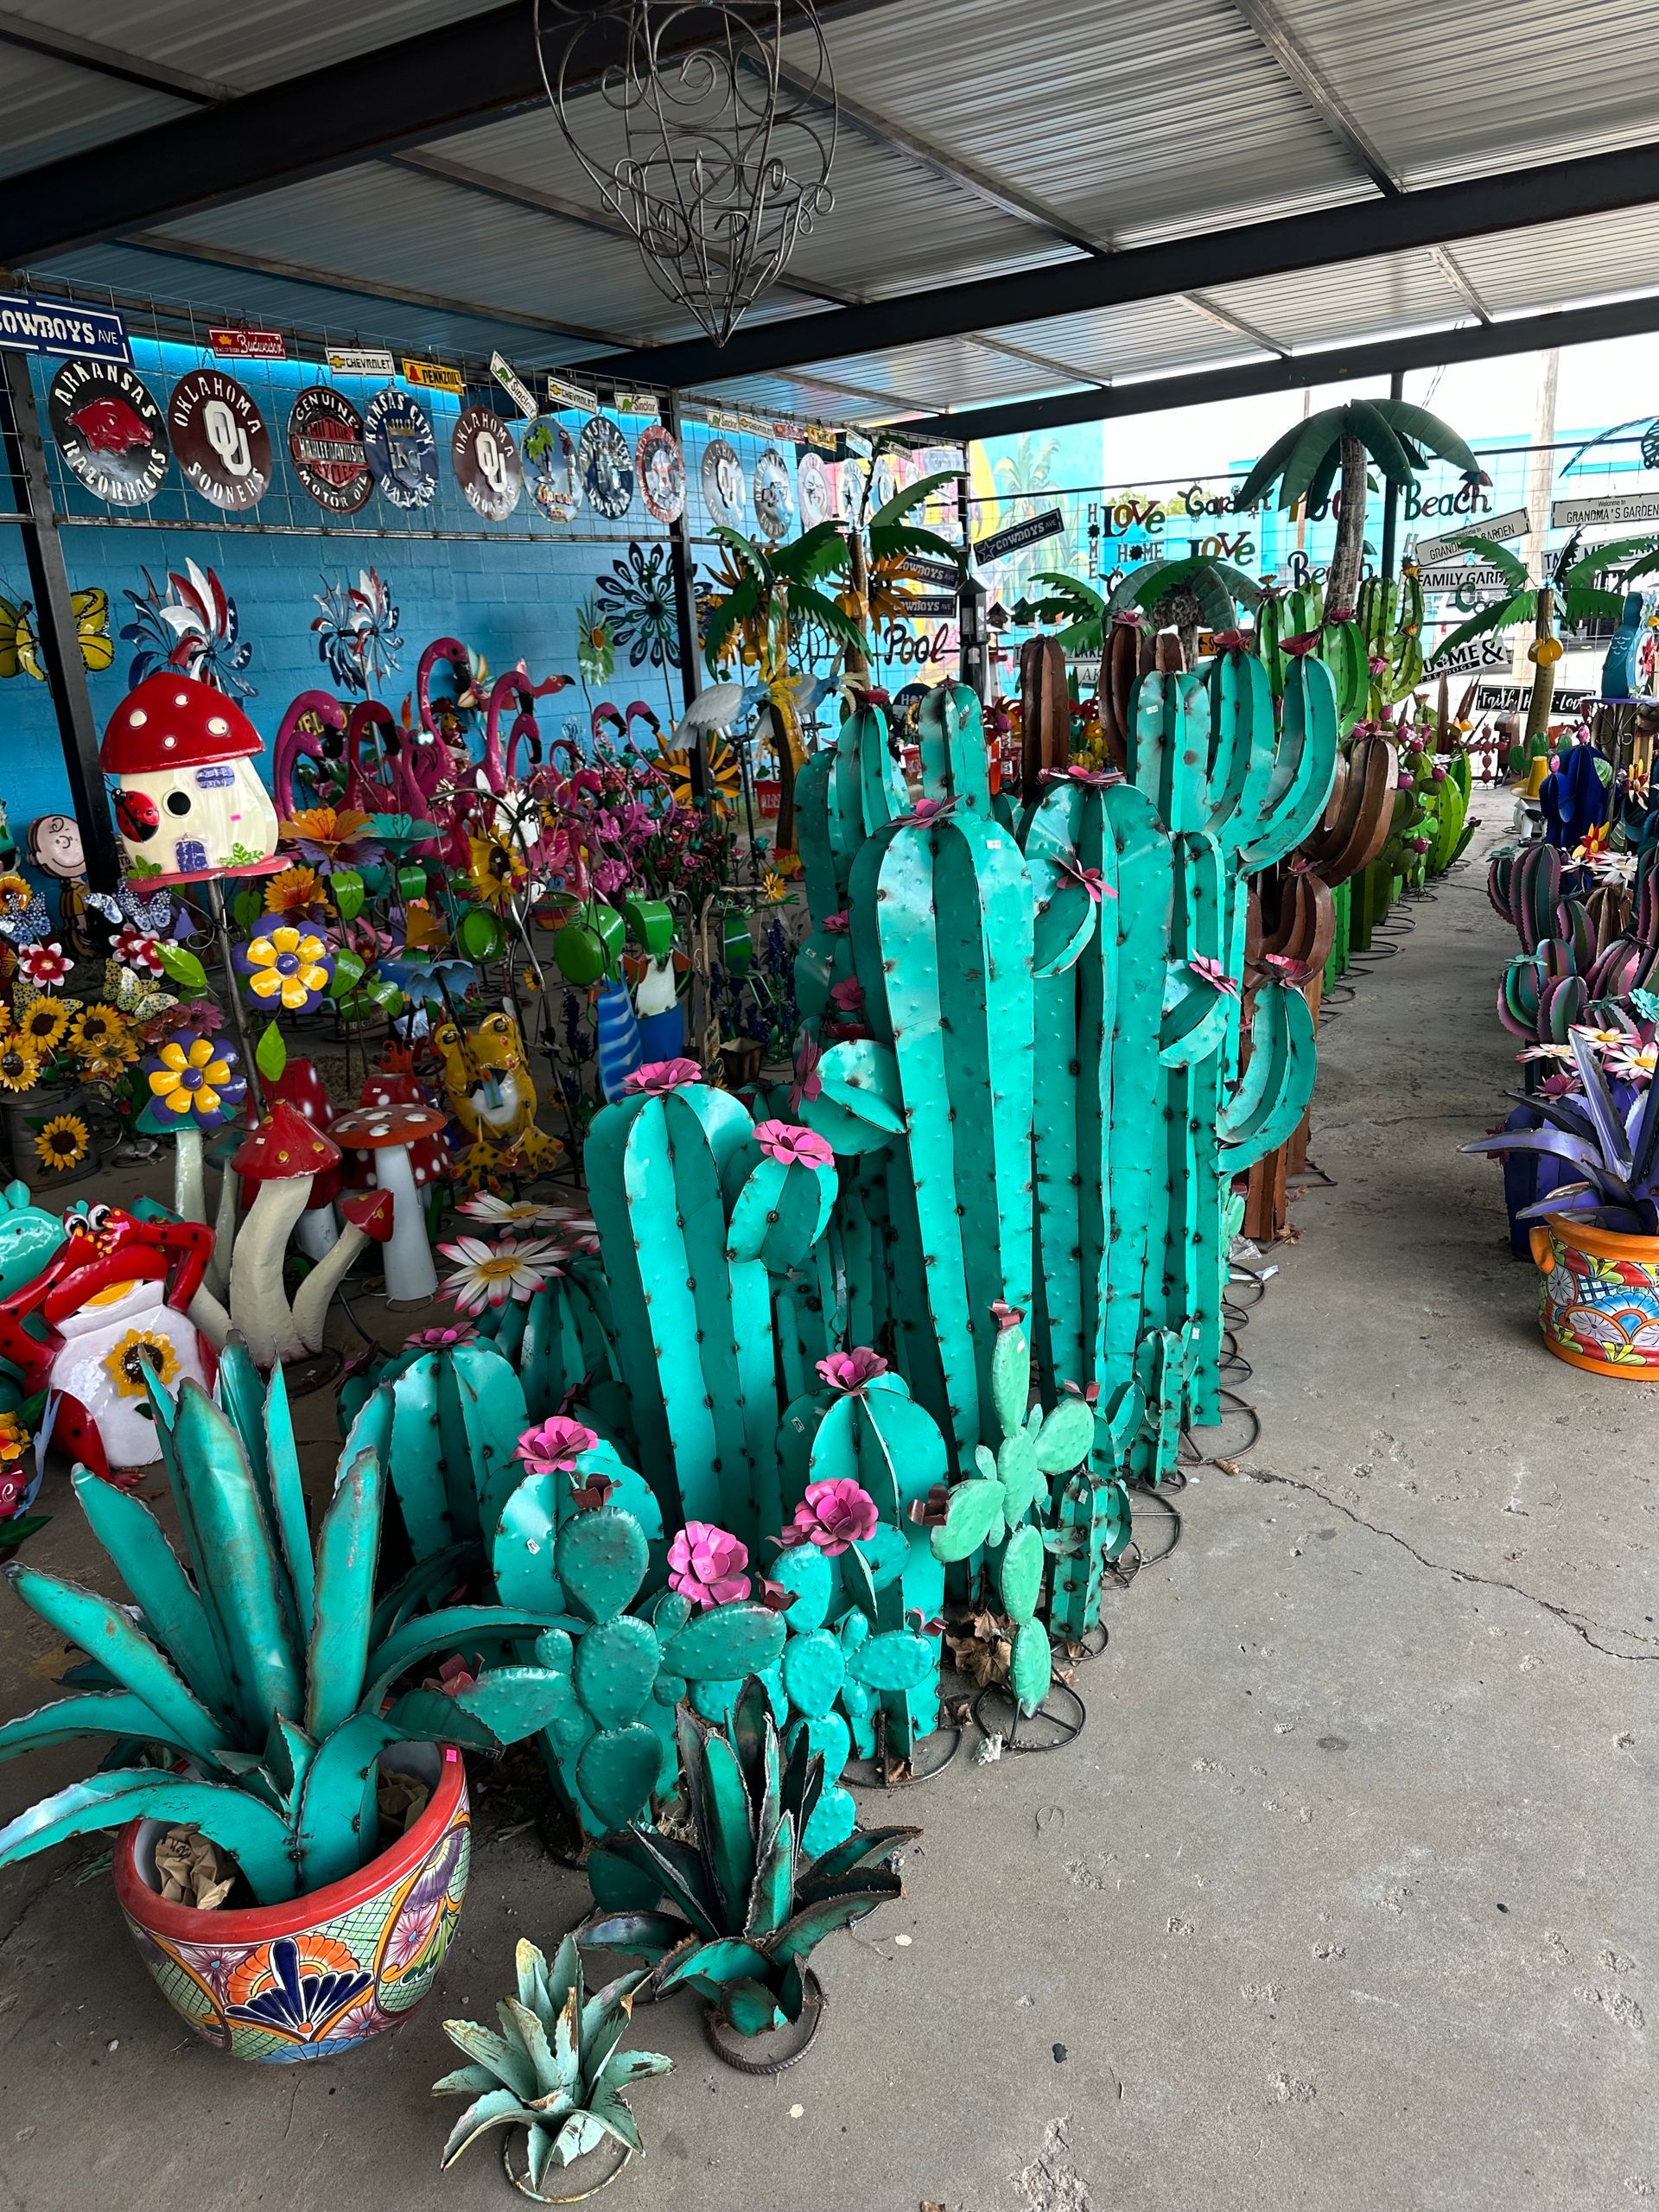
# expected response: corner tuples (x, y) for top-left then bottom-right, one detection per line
(636, 423), (685, 524)
(523, 416), (582, 521)
(48, 359), (168, 507)
(753, 445), (796, 541)
(287, 385), (372, 514)
(702, 436), (747, 529)
(578, 416), (635, 520)
(797, 448), (832, 530)
(168, 368), (271, 510)
(453, 406), (523, 519)
(363, 388), (438, 510)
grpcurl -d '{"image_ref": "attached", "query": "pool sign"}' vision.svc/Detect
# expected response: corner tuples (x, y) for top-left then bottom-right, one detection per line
(0, 291), (129, 364)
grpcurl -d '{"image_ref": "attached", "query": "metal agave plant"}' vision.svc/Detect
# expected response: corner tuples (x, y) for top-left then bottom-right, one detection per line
(580, 1679), (914, 2039)
(0, 1348), (571, 1904)
(1465, 1031), (1659, 1233)
(433, 1933), (671, 2196)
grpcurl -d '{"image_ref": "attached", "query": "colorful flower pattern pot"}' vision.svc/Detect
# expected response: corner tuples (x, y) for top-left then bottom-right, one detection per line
(1529, 1217), (1659, 1377)
(112, 1748), (470, 2062)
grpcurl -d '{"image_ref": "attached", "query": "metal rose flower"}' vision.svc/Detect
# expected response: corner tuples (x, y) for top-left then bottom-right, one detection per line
(828, 976), (865, 1014)
(1057, 851), (1114, 905)
(779, 1476), (879, 1557)
(621, 1056), (702, 1096)
(815, 1345), (889, 1395)
(1188, 955), (1240, 1000)
(515, 1415), (601, 1475)
(990, 1300), (1025, 1332)
(753, 1118), (834, 1170)
(666, 1521), (751, 1610)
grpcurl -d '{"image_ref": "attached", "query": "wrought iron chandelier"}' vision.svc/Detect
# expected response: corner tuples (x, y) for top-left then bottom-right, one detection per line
(536, 2), (838, 346)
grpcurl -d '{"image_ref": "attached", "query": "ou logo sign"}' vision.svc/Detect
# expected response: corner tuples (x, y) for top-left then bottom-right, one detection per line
(168, 369), (271, 510)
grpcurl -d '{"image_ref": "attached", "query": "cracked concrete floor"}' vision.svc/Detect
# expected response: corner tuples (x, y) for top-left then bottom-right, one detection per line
(0, 809), (1654, 2211)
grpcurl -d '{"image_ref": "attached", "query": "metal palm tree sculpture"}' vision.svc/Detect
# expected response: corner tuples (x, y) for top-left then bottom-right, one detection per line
(1236, 398), (1485, 615)
(1433, 528), (1659, 741)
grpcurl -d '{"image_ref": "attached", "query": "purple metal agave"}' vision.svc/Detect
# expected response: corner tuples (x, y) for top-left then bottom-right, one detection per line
(1465, 1031), (1659, 1234)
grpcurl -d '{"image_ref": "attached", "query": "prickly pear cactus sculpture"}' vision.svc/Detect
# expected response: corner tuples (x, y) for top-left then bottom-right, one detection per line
(927, 1309), (1100, 1713)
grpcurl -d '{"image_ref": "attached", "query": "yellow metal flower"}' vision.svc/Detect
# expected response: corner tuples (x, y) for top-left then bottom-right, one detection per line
(149, 1036), (235, 1120)
(0, 872), (30, 914)
(264, 864), (327, 915)
(0, 1410), (28, 1465)
(0, 1039), (40, 1092)
(104, 1328), (180, 1401)
(19, 997), (68, 1052)
(467, 833), (525, 909)
(244, 926), (331, 1009)
(760, 868), (788, 905)
(34, 1114), (89, 1172)
(69, 1004), (134, 1067)
(657, 734), (740, 816)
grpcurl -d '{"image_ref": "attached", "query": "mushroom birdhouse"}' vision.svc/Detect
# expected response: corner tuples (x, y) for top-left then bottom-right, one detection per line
(100, 671), (281, 884)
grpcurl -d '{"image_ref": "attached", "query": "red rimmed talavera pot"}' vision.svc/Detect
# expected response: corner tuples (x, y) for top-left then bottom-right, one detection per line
(112, 1748), (471, 2062)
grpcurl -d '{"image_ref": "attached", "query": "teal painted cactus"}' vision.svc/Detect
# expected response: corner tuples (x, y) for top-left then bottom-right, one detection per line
(928, 1310), (1099, 1714)
(581, 1678), (914, 2041)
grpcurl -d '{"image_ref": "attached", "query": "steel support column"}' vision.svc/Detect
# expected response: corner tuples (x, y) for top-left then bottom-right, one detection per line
(0, 351), (121, 891)
(661, 393), (706, 796)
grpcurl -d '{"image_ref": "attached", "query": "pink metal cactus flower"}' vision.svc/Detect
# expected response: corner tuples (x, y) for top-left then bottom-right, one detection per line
(622, 1056), (702, 1096)
(1042, 765), (1122, 788)
(821, 911), (850, 935)
(990, 1300), (1025, 1332)
(782, 1477), (880, 1556)
(788, 1035), (823, 1115)
(753, 1118), (835, 1170)
(1058, 852), (1115, 904)
(516, 1415), (601, 1475)
(1188, 955), (1240, 999)
(828, 976), (865, 1014)
(666, 1521), (752, 1609)
(816, 1345), (889, 1394)
(404, 1324), (477, 1351)
(570, 1471), (616, 1512)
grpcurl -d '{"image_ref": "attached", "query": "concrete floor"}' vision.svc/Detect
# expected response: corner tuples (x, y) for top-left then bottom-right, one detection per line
(0, 810), (1654, 2210)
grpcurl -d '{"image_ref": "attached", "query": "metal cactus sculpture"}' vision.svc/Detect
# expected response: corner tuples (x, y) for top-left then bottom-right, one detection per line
(581, 1679), (913, 2044)
(0, 1349), (569, 1904)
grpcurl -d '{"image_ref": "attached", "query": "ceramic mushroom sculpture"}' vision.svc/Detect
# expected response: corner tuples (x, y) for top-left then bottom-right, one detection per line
(245, 1058), (343, 1260)
(100, 671), (281, 884)
(290, 1188), (394, 1354)
(226, 1103), (341, 1368)
(329, 1103), (446, 1305)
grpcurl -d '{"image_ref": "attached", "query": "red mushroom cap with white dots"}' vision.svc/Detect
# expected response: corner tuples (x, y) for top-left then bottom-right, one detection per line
(331, 1104), (448, 1152)
(342, 1072), (451, 1192)
(100, 671), (264, 777)
(231, 1099), (341, 1181)
(340, 1188), (397, 1243)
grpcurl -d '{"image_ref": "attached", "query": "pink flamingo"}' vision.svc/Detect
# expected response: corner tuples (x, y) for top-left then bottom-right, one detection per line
(270, 691), (349, 818)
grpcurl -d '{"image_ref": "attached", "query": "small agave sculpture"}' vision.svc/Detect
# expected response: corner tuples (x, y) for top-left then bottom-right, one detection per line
(434, 1932), (670, 2201)
(1465, 1029), (1659, 1231)
(580, 1677), (915, 2055)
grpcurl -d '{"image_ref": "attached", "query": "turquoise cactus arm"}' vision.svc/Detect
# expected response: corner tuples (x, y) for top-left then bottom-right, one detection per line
(1237, 656), (1340, 872)
(1219, 981), (1319, 1169)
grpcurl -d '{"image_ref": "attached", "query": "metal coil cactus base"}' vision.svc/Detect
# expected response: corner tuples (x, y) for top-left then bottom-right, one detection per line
(704, 1971), (826, 2075)
(504, 2134), (632, 2202)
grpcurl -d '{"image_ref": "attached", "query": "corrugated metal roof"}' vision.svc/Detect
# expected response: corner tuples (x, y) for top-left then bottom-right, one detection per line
(1204, 247), (1471, 350)
(1455, 205), (1659, 317)
(781, 0), (1362, 245)
(981, 296), (1266, 380)
(140, 165), (681, 352)
(1274, 0), (1659, 189)
(0, 41), (185, 176)
(681, 370), (934, 424)
(747, 334), (1090, 415)
(0, 0), (506, 92)
(27, 241), (588, 372)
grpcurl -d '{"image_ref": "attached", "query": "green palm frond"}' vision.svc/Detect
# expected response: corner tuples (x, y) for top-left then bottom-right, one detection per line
(711, 527), (770, 588)
(869, 522), (962, 569)
(787, 584), (865, 654)
(868, 468), (960, 531)
(702, 578), (760, 673)
(1434, 589), (1535, 654)
(1425, 533), (1530, 592)
(1560, 531), (1659, 590)
(772, 519), (849, 586)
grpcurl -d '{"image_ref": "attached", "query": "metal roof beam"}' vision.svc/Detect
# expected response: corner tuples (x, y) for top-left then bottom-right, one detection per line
(571, 137), (1659, 387)
(890, 294), (1659, 445)
(0, 0), (912, 259)
(0, 10), (232, 101)
(1227, 0), (1400, 195)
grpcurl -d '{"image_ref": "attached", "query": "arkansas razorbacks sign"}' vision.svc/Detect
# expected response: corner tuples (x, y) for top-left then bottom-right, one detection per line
(48, 359), (168, 506)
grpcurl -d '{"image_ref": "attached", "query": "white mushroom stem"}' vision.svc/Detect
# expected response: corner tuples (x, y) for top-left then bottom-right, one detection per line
(207, 1162), (238, 1302)
(373, 1144), (437, 1304)
(188, 1283), (231, 1351)
(297, 1202), (340, 1260)
(173, 1126), (206, 1227)
(227, 1175), (311, 1367)
(292, 1222), (371, 1354)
